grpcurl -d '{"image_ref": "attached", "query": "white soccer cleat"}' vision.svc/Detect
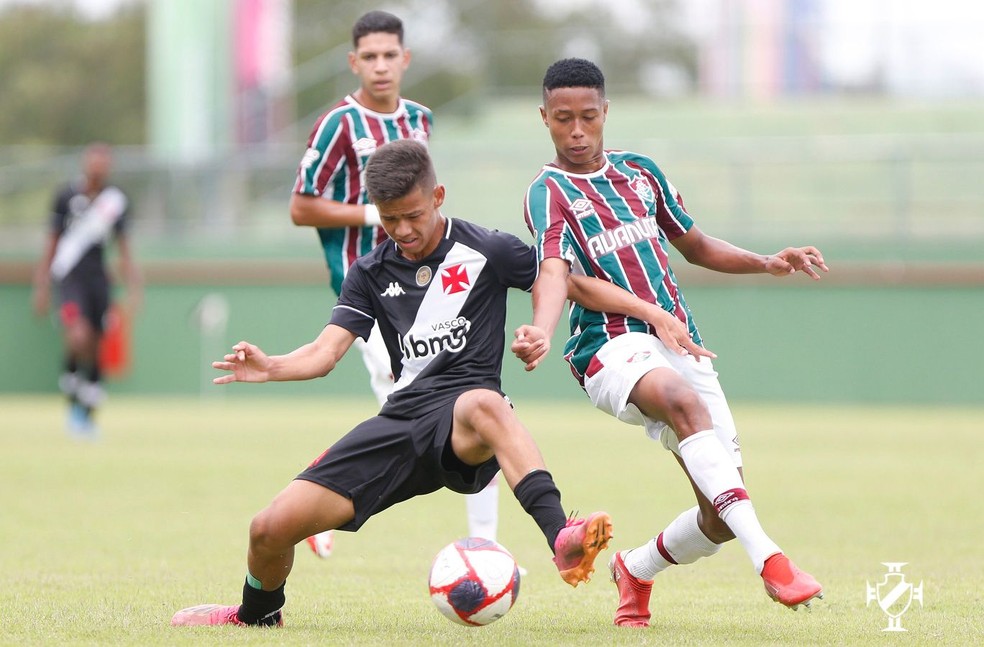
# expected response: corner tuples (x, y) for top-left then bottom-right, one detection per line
(306, 530), (335, 558)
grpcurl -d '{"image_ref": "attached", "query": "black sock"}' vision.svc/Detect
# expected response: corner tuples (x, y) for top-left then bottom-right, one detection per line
(237, 579), (285, 626)
(513, 470), (567, 553)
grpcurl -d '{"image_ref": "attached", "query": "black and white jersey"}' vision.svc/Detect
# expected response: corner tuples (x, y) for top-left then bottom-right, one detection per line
(330, 217), (537, 418)
(49, 179), (129, 282)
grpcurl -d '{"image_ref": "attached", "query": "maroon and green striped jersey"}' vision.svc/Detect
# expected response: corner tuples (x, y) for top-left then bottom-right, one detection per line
(293, 95), (433, 295)
(523, 149), (703, 382)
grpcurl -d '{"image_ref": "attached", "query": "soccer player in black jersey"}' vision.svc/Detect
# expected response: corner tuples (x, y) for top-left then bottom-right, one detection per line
(172, 139), (687, 627)
(32, 142), (141, 437)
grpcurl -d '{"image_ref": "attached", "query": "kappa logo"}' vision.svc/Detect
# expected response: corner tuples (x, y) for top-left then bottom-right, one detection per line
(441, 264), (470, 295)
(380, 282), (406, 297)
(570, 198), (597, 219)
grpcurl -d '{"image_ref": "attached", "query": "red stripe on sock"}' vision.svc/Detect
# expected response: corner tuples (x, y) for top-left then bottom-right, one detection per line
(711, 488), (749, 515)
(655, 532), (677, 565)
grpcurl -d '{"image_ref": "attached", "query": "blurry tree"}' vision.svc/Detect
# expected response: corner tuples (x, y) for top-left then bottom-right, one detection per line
(289, 0), (694, 122)
(0, 0), (691, 145)
(0, 5), (145, 145)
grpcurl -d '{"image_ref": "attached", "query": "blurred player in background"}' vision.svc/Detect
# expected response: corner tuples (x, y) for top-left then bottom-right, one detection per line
(288, 9), (503, 560)
(514, 58), (827, 627)
(32, 142), (141, 438)
(171, 140), (620, 628)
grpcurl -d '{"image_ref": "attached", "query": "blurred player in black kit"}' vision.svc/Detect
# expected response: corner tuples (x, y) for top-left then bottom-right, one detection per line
(32, 142), (141, 437)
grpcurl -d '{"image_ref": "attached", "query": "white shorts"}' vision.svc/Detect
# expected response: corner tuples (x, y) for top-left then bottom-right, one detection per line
(583, 332), (742, 467)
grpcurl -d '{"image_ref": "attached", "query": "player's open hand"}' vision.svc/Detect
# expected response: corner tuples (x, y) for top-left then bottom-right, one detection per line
(212, 341), (271, 384)
(512, 325), (550, 372)
(767, 246), (829, 279)
(642, 304), (716, 362)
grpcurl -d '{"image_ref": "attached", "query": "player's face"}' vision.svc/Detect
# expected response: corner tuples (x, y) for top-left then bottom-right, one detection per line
(540, 87), (609, 173)
(83, 149), (112, 192)
(378, 183), (446, 261)
(349, 32), (410, 113)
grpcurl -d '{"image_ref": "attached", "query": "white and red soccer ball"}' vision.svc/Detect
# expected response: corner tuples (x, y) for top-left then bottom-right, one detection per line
(428, 537), (521, 626)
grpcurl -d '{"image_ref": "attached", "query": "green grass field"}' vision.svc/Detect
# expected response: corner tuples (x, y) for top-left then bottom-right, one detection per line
(2, 395), (981, 645)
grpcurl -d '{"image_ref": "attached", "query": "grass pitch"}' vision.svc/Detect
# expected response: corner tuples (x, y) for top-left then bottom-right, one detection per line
(1, 395), (981, 645)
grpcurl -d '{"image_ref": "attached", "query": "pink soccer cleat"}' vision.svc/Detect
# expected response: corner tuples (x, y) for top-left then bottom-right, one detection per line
(170, 604), (283, 627)
(553, 511), (613, 587)
(609, 550), (654, 627)
(761, 553), (823, 610)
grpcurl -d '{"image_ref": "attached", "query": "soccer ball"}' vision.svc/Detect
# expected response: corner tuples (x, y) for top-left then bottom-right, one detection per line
(428, 537), (521, 626)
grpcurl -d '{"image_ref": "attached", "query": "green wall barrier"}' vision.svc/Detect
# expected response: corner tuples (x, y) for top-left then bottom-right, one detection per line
(3, 280), (981, 404)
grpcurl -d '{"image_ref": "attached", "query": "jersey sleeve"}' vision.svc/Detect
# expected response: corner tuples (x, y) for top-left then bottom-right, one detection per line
(113, 190), (130, 237)
(485, 230), (538, 291)
(523, 175), (578, 268)
(49, 186), (70, 234)
(293, 109), (348, 198)
(637, 156), (695, 240)
(329, 264), (376, 341)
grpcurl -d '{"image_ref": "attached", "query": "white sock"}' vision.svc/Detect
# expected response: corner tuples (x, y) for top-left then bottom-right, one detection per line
(678, 430), (781, 573)
(466, 475), (499, 541)
(624, 506), (721, 580)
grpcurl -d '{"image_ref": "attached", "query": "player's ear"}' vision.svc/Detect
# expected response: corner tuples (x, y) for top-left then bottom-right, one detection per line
(402, 47), (411, 68)
(603, 99), (610, 120)
(539, 105), (547, 126)
(347, 51), (358, 74)
(432, 184), (446, 208)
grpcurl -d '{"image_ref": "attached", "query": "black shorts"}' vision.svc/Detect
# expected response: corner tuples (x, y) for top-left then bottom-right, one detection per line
(57, 275), (110, 332)
(296, 393), (500, 531)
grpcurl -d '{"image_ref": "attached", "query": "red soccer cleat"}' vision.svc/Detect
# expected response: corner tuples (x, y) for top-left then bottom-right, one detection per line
(553, 511), (613, 587)
(761, 553), (823, 610)
(170, 604), (283, 627)
(609, 550), (654, 627)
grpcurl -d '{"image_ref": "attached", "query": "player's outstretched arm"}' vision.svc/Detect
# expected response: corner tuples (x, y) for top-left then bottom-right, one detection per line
(212, 324), (357, 385)
(514, 258), (570, 371)
(671, 226), (828, 279)
(289, 193), (378, 229)
(568, 274), (715, 361)
(765, 246), (829, 279)
(511, 325), (550, 372)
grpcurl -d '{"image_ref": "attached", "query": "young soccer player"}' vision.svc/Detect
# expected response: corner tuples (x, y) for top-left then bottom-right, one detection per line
(32, 142), (141, 437)
(288, 10), (500, 557)
(514, 58), (828, 627)
(171, 140), (627, 627)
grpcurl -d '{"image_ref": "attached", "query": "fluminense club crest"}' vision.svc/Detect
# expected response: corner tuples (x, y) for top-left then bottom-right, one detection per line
(629, 176), (654, 203)
(866, 562), (923, 632)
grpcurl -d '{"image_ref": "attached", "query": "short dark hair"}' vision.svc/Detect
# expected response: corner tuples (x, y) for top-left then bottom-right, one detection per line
(352, 10), (403, 48)
(365, 140), (435, 204)
(542, 58), (606, 101)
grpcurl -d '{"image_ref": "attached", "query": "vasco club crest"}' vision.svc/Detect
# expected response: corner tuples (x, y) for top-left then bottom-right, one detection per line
(866, 562), (923, 632)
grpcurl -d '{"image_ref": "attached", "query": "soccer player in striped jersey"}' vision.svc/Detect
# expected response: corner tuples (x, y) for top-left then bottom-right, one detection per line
(288, 11), (502, 561)
(514, 58), (829, 627)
